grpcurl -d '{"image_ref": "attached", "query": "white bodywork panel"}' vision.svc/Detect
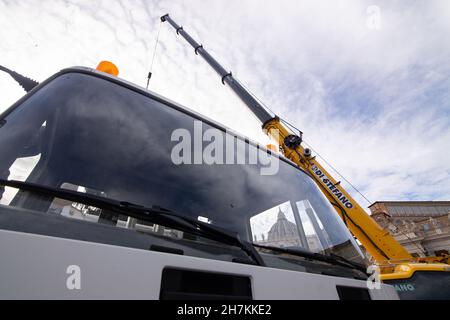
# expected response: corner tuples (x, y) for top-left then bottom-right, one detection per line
(0, 229), (398, 300)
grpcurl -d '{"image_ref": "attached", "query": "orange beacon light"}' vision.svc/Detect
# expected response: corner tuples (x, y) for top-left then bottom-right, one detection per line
(96, 61), (119, 77)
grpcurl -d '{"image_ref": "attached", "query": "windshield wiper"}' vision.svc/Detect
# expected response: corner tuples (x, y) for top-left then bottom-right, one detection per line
(327, 252), (367, 272)
(253, 243), (366, 273)
(0, 179), (265, 266)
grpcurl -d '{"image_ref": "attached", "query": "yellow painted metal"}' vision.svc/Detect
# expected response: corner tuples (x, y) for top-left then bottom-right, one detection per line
(417, 254), (450, 265)
(261, 117), (450, 289)
(380, 263), (450, 281)
(263, 118), (413, 263)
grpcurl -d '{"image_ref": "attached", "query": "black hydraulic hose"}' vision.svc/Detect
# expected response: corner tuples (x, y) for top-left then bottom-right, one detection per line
(330, 201), (390, 261)
(0, 65), (39, 92)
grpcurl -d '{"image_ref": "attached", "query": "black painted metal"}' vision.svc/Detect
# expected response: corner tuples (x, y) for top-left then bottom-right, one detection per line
(0, 65), (39, 93)
(161, 14), (273, 124)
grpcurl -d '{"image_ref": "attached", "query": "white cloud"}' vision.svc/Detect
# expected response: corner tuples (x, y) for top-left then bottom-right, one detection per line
(0, 0), (449, 209)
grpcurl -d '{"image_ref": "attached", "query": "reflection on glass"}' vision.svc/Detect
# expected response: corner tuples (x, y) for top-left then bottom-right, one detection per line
(251, 201), (302, 248)
(0, 154), (41, 206)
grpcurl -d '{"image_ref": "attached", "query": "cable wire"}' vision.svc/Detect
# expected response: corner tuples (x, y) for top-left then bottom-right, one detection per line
(146, 20), (163, 89)
(302, 140), (373, 205)
(234, 77), (276, 117)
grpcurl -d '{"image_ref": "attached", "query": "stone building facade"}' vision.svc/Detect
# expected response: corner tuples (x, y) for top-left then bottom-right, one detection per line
(369, 201), (450, 257)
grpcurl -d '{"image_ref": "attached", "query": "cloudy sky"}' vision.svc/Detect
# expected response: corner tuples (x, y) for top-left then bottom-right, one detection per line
(1, 0), (449, 210)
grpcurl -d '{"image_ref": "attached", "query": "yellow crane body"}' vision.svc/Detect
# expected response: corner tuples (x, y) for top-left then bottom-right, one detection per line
(263, 118), (450, 287)
(263, 118), (412, 263)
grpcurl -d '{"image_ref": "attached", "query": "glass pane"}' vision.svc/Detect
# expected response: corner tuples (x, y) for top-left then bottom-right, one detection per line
(250, 201), (303, 248)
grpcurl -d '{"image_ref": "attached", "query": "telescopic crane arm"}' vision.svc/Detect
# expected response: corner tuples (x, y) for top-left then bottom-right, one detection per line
(160, 14), (274, 124)
(160, 13), (413, 264)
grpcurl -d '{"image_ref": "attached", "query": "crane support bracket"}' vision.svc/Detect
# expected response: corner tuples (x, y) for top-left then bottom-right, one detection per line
(221, 72), (232, 85)
(194, 45), (203, 55)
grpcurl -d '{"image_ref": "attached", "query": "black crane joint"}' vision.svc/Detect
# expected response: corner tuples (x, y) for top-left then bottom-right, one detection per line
(284, 135), (303, 149)
(160, 14), (169, 22)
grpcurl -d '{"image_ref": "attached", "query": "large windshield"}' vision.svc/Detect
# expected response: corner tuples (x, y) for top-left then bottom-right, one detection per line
(0, 71), (365, 264)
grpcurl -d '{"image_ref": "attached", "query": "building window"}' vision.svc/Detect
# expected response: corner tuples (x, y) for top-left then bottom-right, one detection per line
(435, 250), (449, 256)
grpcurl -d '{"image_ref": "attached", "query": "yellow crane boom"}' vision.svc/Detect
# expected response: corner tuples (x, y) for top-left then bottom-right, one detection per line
(263, 118), (413, 263)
